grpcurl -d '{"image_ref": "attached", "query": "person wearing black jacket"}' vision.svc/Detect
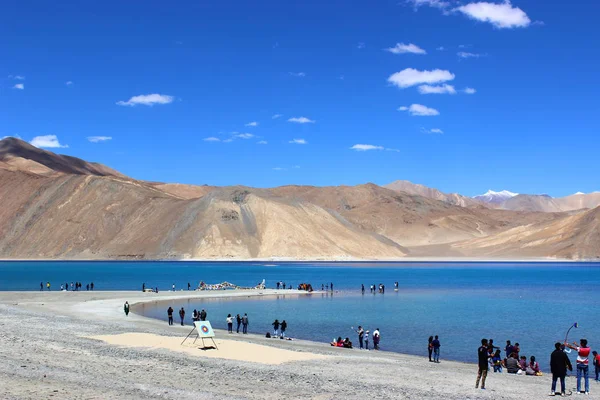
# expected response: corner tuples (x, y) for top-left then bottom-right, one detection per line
(550, 342), (573, 396)
(476, 339), (491, 390)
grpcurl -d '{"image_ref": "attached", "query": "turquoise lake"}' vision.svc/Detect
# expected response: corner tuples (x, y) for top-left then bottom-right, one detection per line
(2, 261), (599, 370)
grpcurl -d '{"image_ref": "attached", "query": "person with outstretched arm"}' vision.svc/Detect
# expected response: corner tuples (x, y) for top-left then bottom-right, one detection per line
(565, 338), (591, 394)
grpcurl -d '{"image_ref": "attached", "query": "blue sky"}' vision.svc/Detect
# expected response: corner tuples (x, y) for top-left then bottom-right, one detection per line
(2, 0), (599, 197)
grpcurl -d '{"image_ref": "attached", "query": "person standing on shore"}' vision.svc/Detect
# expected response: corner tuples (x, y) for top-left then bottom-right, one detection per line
(357, 326), (365, 349)
(428, 336), (434, 362)
(200, 309), (207, 321)
(364, 330), (370, 350)
(373, 329), (381, 350)
(226, 314), (233, 333)
(124, 301), (130, 316)
(272, 319), (280, 337)
(86, 283), (89, 291)
(179, 307), (185, 326)
(565, 338), (591, 394)
(46, 282), (51, 291)
(90, 282), (94, 290)
(550, 342), (572, 396)
(142, 283), (145, 292)
(432, 335), (441, 363)
(167, 307), (174, 326)
(476, 339), (490, 390)
(172, 283), (175, 292)
(361, 284), (365, 294)
(593, 351), (600, 381)
(280, 320), (287, 338)
(236, 314), (242, 333)
(505, 340), (513, 360)
(330, 282), (333, 292)
(40, 282), (43, 291)
(242, 313), (248, 334)
(187, 282), (191, 291)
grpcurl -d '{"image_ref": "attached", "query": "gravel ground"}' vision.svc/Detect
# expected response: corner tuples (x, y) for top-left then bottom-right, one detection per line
(0, 291), (594, 399)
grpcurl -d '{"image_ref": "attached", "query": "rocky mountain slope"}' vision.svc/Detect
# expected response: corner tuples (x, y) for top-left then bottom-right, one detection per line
(0, 137), (598, 260)
(384, 180), (480, 208)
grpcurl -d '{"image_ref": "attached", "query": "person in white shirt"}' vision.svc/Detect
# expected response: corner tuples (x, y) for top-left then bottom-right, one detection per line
(365, 330), (370, 350)
(226, 314), (234, 333)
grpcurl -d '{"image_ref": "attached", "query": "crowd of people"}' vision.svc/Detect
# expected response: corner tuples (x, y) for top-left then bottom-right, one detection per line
(40, 281), (95, 291)
(354, 326), (381, 350)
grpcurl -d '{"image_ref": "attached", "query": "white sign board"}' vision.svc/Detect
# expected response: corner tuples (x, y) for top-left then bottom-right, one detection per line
(194, 321), (215, 338)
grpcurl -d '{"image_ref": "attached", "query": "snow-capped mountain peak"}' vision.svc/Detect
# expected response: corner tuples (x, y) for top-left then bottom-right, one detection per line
(473, 189), (519, 204)
(573, 192), (585, 195)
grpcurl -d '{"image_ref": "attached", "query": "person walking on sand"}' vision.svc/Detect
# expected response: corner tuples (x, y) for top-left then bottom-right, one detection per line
(428, 336), (434, 362)
(200, 309), (207, 321)
(179, 307), (185, 326)
(280, 320), (287, 338)
(432, 335), (441, 363)
(167, 307), (174, 326)
(226, 314), (233, 333)
(242, 313), (248, 334)
(236, 314), (242, 333)
(272, 319), (280, 337)
(373, 328), (381, 350)
(565, 338), (591, 394)
(476, 339), (491, 390)
(357, 326), (365, 349)
(124, 302), (130, 316)
(551, 342), (572, 396)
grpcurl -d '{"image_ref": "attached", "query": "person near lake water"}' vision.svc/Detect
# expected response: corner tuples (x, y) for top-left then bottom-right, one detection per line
(142, 283), (145, 292)
(280, 320), (287, 338)
(505, 340), (514, 360)
(514, 343), (521, 359)
(86, 283), (89, 291)
(330, 282), (333, 292)
(491, 350), (503, 372)
(272, 319), (280, 337)
(192, 309), (198, 321)
(373, 328), (380, 350)
(236, 314), (241, 333)
(428, 336), (434, 362)
(432, 335), (441, 363)
(46, 281), (50, 290)
(361, 284), (364, 294)
(506, 353), (520, 374)
(124, 302), (129, 316)
(40, 282), (43, 291)
(565, 338), (591, 394)
(364, 330), (370, 350)
(179, 307), (185, 326)
(519, 356), (527, 372)
(200, 309), (207, 321)
(550, 342), (572, 396)
(476, 339), (491, 390)
(172, 283), (175, 292)
(187, 282), (191, 290)
(167, 307), (174, 326)
(90, 282), (94, 290)
(526, 356), (540, 375)
(357, 326), (364, 349)
(593, 351), (600, 381)
(226, 314), (233, 333)
(242, 313), (248, 334)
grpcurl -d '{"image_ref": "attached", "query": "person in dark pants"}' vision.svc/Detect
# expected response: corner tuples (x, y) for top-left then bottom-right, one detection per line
(432, 335), (441, 363)
(236, 314), (242, 333)
(476, 339), (490, 390)
(593, 351), (600, 381)
(361, 284), (365, 294)
(357, 326), (364, 349)
(550, 342), (572, 396)
(226, 314), (233, 333)
(124, 302), (130, 316)
(199, 309), (207, 321)
(167, 307), (174, 326)
(90, 282), (94, 291)
(142, 283), (145, 292)
(428, 336), (434, 362)
(280, 320), (287, 338)
(565, 338), (591, 394)
(187, 282), (191, 291)
(330, 282), (333, 292)
(40, 282), (43, 291)
(242, 313), (248, 334)
(272, 319), (280, 337)
(179, 307), (185, 326)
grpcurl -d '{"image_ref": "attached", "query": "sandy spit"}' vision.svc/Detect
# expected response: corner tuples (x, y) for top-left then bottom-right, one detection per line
(0, 290), (577, 399)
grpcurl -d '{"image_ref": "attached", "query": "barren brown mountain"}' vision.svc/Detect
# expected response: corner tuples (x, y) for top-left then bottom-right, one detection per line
(384, 180), (481, 208)
(0, 137), (598, 260)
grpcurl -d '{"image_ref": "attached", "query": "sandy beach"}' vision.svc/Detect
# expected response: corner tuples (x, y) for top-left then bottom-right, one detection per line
(0, 290), (585, 399)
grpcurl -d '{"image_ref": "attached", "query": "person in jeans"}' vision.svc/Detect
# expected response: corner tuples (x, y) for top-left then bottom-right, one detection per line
(178, 307), (185, 326)
(428, 336), (434, 362)
(241, 313), (249, 334)
(272, 319), (280, 337)
(566, 338), (591, 394)
(432, 335), (441, 363)
(550, 342), (572, 396)
(491, 350), (503, 373)
(476, 339), (491, 390)
(167, 307), (174, 326)
(593, 351), (600, 381)
(226, 314), (233, 333)
(236, 314), (242, 333)
(357, 327), (364, 349)
(280, 320), (287, 338)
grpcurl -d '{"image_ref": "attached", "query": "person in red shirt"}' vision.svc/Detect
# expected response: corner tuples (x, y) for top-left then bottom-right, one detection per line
(593, 351), (600, 382)
(566, 338), (591, 394)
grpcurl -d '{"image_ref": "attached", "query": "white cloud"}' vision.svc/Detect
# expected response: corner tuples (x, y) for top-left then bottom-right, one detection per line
(455, 1), (531, 29)
(418, 84), (456, 94)
(288, 117), (315, 124)
(245, 121), (258, 127)
(257, 140), (268, 145)
(235, 133), (254, 139)
(464, 87), (477, 94)
(385, 43), (427, 55)
(388, 68), (455, 89)
(357, 42), (366, 49)
(386, 148), (401, 153)
(408, 0), (450, 9)
(422, 128), (444, 134)
(272, 114), (282, 119)
(66, 81), (73, 86)
(272, 167), (287, 171)
(398, 104), (440, 116)
(458, 51), (481, 58)
(289, 72), (306, 77)
(30, 135), (68, 148)
(116, 93), (174, 107)
(437, 46), (446, 51)
(87, 136), (112, 143)
(9, 75), (25, 80)
(351, 144), (384, 151)
(203, 137), (220, 142)
(289, 139), (307, 144)
(13, 83), (24, 90)
(223, 138), (234, 143)
(293, 165), (300, 169)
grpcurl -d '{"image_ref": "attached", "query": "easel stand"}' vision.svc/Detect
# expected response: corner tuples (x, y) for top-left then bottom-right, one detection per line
(181, 325), (218, 349)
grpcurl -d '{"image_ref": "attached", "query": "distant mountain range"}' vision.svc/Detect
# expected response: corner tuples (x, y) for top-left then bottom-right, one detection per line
(473, 190), (518, 205)
(1, 137), (599, 260)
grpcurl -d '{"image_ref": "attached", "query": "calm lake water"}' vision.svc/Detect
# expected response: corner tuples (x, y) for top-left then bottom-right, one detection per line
(2, 261), (599, 370)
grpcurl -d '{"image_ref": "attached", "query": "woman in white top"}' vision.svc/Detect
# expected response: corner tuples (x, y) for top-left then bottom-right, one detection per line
(226, 314), (233, 333)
